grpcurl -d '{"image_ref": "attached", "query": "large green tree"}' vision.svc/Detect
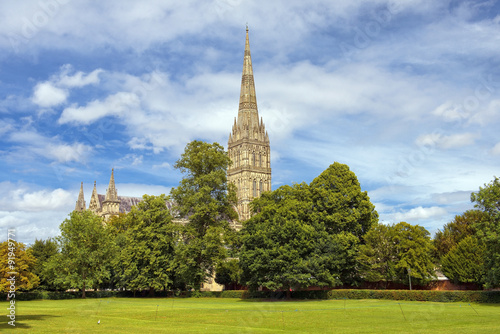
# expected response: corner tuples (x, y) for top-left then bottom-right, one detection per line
(240, 163), (378, 293)
(471, 176), (500, 288)
(28, 238), (58, 290)
(357, 223), (397, 285)
(309, 162), (378, 238)
(433, 210), (486, 261)
(47, 210), (115, 298)
(170, 140), (238, 290)
(358, 222), (435, 286)
(441, 235), (485, 284)
(120, 194), (178, 295)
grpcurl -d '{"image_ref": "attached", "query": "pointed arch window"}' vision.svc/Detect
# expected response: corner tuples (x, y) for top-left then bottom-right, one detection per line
(253, 180), (257, 197)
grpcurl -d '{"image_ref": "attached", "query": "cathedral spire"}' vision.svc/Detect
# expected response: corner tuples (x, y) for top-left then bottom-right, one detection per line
(89, 180), (101, 212)
(237, 26), (259, 129)
(75, 182), (86, 211)
(105, 168), (118, 202)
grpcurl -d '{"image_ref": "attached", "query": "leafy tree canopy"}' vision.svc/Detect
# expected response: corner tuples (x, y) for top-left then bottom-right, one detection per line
(121, 194), (178, 295)
(471, 176), (500, 288)
(433, 210), (486, 260)
(358, 222), (435, 286)
(170, 140), (237, 289)
(46, 210), (115, 297)
(441, 235), (485, 284)
(28, 238), (58, 290)
(240, 163), (378, 292)
(0, 241), (39, 292)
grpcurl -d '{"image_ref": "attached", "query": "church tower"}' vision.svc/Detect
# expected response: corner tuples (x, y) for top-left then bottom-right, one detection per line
(102, 168), (120, 221)
(228, 27), (271, 222)
(75, 182), (86, 211)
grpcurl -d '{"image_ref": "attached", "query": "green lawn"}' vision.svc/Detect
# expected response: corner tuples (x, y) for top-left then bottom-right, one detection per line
(1, 297), (499, 333)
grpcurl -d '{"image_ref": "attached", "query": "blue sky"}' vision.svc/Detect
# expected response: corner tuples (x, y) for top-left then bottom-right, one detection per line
(1, 0), (500, 244)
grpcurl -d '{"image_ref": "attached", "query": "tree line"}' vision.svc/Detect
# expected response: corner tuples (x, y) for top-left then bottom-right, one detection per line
(2, 140), (500, 297)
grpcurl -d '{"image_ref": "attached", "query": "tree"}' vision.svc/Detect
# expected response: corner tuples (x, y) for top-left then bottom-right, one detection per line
(215, 259), (241, 288)
(433, 210), (486, 260)
(170, 140), (237, 290)
(240, 163), (378, 293)
(120, 194), (178, 296)
(47, 210), (115, 298)
(358, 222), (435, 286)
(392, 222), (435, 285)
(441, 235), (485, 284)
(0, 241), (39, 293)
(309, 162), (378, 238)
(357, 223), (397, 285)
(28, 238), (58, 290)
(471, 177), (500, 288)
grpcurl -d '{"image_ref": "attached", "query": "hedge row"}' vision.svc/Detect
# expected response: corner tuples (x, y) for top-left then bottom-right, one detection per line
(2, 289), (499, 303)
(326, 289), (500, 303)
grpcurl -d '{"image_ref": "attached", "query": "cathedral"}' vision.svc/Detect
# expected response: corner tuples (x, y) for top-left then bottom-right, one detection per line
(75, 28), (271, 224)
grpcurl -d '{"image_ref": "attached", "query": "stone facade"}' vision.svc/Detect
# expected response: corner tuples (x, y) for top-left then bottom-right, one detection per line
(227, 27), (271, 222)
(75, 169), (143, 221)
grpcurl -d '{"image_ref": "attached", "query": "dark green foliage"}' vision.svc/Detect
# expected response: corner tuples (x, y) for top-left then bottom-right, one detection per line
(121, 194), (178, 295)
(471, 177), (500, 288)
(170, 140), (238, 290)
(29, 238), (58, 290)
(215, 259), (241, 286)
(45, 210), (115, 298)
(441, 236), (485, 284)
(358, 222), (435, 286)
(309, 163), (378, 238)
(240, 163), (378, 292)
(433, 210), (486, 260)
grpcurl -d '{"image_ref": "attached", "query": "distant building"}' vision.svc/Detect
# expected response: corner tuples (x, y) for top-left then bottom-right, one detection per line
(74, 169), (143, 221)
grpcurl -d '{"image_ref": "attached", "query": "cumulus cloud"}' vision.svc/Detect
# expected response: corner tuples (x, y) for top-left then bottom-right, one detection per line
(392, 206), (448, 222)
(59, 92), (140, 125)
(0, 182), (73, 212)
(31, 65), (103, 108)
(415, 133), (477, 149)
(32, 82), (68, 107)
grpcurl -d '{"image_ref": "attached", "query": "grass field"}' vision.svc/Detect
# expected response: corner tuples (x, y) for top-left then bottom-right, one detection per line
(1, 297), (499, 333)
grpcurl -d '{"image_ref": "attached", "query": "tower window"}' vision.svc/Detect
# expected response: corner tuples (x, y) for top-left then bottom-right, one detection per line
(260, 181), (263, 195)
(253, 180), (257, 197)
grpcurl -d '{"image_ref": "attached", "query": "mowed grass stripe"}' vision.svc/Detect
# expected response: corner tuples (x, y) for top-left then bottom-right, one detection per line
(1, 298), (499, 333)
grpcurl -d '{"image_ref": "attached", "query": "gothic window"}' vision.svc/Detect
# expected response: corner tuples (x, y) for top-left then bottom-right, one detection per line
(259, 180), (263, 195)
(252, 152), (256, 166)
(259, 153), (262, 167)
(253, 180), (257, 197)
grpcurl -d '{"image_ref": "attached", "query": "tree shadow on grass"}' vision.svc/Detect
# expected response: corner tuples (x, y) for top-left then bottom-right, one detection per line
(0, 314), (60, 329)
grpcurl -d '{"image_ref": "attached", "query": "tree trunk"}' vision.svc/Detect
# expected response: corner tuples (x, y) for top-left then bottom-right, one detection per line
(286, 289), (291, 300)
(148, 286), (155, 297)
(82, 271), (86, 298)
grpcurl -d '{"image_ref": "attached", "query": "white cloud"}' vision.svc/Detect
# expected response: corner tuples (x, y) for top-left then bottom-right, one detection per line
(31, 82), (68, 107)
(57, 65), (103, 88)
(59, 92), (140, 124)
(0, 182), (73, 212)
(415, 133), (477, 149)
(392, 206), (448, 222)
(7, 127), (93, 163)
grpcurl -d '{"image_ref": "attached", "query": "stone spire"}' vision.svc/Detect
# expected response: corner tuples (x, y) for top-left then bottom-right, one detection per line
(75, 182), (86, 211)
(89, 181), (101, 213)
(227, 27), (271, 224)
(102, 168), (120, 220)
(105, 168), (118, 202)
(237, 26), (260, 130)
